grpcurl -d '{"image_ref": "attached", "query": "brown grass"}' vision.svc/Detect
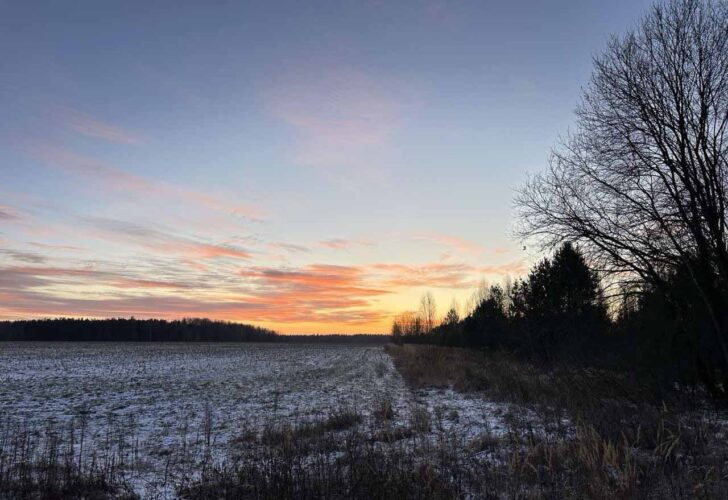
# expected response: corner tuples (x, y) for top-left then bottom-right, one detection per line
(5, 345), (727, 498)
(386, 343), (728, 499)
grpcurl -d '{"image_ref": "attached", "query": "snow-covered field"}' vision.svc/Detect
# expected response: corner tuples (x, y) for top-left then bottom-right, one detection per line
(0, 342), (521, 496)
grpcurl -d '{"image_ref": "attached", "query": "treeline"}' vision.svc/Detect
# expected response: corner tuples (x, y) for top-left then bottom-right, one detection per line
(392, 0), (728, 396)
(392, 243), (719, 390)
(282, 334), (389, 344)
(392, 243), (610, 363)
(0, 318), (278, 342)
(0, 318), (389, 344)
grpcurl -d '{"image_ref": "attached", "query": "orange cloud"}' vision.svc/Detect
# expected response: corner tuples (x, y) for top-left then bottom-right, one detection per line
(0, 262), (394, 333)
(370, 262), (478, 288)
(110, 278), (194, 289)
(319, 238), (374, 251)
(369, 259), (526, 289)
(0, 242), (526, 333)
(478, 261), (528, 276)
(240, 264), (386, 297)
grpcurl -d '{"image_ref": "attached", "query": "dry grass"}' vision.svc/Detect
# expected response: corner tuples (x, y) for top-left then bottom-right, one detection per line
(385, 344), (491, 391)
(4, 345), (727, 498)
(0, 419), (138, 499)
(386, 343), (728, 499)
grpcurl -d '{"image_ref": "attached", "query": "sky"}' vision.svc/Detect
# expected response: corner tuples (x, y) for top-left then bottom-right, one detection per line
(0, 0), (653, 333)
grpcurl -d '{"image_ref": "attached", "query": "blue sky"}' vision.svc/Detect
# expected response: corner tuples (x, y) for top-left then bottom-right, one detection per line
(0, 0), (652, 332)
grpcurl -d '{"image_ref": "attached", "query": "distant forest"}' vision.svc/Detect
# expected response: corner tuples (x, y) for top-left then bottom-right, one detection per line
(0, 318), (387, 344)
(0, 318), (277, 342)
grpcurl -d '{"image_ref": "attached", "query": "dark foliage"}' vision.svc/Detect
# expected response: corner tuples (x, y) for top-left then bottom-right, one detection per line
(516, 0), (728, 391)
(0, 317), (278, 342)
(399, 241), (728, 392)
(423, 243), (610, 364)
(0, 318), (390, 344)
(281, 334), (389, 344)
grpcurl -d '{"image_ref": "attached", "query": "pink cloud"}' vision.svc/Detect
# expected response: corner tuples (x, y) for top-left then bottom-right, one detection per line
(370, 262), (477, 288)
(23, 142), (265, 221)
(412, 232), (485, 255)
(56, 106), (145, 145)
(262, 67), (414, 168)
(369, 258), (526, 289)
(0, 204), (23, 221)
(85, 217), (252, 261)
(478, 261), (527, 276)
(29, 242), (85, 252)
(320, 238), (351, 250)
(268, 242), (311, 253)
(318, 238), (373, 251)
(0, 255), (528, 332)
(0, 262), (392, 330)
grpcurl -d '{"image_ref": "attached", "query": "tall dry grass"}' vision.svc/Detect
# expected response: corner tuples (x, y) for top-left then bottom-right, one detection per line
(386, 344), (728, 499)
(3, 345), (727, 498)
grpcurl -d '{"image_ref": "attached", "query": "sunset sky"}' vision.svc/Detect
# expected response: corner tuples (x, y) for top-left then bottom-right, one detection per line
(0, 0), (652, 333)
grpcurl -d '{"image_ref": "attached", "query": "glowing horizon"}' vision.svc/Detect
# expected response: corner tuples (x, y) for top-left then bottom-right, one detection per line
(0, 1), (651, 333)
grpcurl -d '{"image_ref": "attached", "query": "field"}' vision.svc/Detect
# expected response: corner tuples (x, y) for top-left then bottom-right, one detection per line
(3, 342), (727, 499)
(0, 342), (522, 498)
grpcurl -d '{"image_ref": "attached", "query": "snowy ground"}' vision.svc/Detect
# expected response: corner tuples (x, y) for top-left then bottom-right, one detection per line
(0, 342), (524, 497)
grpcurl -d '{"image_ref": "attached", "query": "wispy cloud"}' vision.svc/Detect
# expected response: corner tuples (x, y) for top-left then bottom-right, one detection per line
(56, 106), (145, 145)
(478, 261), (527, 276)
(319, 238), (374, 251)
(23, 142), (265, 221)
(268, 242), (311, 254)
(240, 264), (385, 297)
(237, 264), (390, 326)
(0, 204), (22, 221)
(85, 217), (252, 261)
(0, 249), (46, 264)
(369, 258), (526, 289)
(0, 250), (527, 331)
(263, 67), (414, 169)
(370, 262), (477, 288)
(29, 242), (85, 252)
(412, 232), (485, 255)
(0, 262), (391, 330)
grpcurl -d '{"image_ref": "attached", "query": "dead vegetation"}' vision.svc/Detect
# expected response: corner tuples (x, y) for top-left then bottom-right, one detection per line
(0, 418), (139, 499)
(3, 344), (728, 498)
(386, 344), (728, 499)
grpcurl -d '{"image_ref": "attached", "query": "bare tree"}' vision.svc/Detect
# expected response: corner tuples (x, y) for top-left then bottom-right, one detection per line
(391, 311), (423, 337)
(465, 279), (489, 316)
(419, 292), (438, 333)
(516, 0), (728, 368)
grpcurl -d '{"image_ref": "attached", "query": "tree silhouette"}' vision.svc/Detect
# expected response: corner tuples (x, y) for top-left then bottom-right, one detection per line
(516, 0), (728, 379)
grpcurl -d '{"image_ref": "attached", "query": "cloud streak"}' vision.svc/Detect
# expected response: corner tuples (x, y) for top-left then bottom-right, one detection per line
(263, 67), (414, 169)
(24, 142), (265, 221)
(57, 106), (145, 145)
(85, 217), (253, 261)
(0, 262), (392, 330)
(0, 252), (527, 332)
(412, 232), (485, 256)
(0, 204), (22, 221)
